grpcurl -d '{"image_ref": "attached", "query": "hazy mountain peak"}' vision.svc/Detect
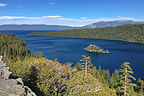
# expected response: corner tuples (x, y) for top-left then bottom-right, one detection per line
(83, 20), (143, 28)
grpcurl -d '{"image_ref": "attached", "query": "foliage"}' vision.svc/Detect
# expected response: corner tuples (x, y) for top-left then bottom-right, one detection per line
(30, 24), (144, 43)
(0, 33), (30, 61)
(8, 56), (73, 96)
(35, 58), (73, 95)
(7, 55), (144, 96)
(118, 62), (136, 96)
(7, 56), (39, 94)
(109, 69), (119, 89)
(135, 78), (144, 95)
(66, 71), (117, 96)
(80, 55), (93, 76)
(74, 61), (83, 71)
(66, 71), (100, 95)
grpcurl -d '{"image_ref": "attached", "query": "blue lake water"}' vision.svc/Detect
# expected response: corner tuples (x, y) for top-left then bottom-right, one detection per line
(1, 30), (144, 80)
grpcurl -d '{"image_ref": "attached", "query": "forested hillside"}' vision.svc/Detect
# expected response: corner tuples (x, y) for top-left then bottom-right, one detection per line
(0, 33), (144, 96)
(0, 34), (30, 61)
(30, 24), (144, 43)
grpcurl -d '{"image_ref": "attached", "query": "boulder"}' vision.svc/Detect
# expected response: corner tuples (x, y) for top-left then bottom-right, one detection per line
(0, 79), (37, 96)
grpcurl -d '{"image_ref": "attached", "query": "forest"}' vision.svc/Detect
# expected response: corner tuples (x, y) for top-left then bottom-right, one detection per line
(0, 33), (30, 61)
(29, 24), (144, 43)
(0, 33), (144, 96)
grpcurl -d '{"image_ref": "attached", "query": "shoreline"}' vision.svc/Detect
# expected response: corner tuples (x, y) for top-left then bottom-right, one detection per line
(29, 33), (144, 45)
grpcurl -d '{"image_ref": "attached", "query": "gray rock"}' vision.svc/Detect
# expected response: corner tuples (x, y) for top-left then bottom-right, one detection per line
(24, 86), (37, 96)
(0, 59), (37, 96)
(3, 67), (12, 79)
(0, 79), (20, 85)
(0, 55), (2, 61)
(16, 78), (24, 85)
(0, 62), (12, 79)
(0, 79), (37, 96)
(0, 62), (6, 68)
(0, 84), (36, 96)
(0, 84), (27, 96)
(0, 69), (3, 79)
(0, 61), (2, 64)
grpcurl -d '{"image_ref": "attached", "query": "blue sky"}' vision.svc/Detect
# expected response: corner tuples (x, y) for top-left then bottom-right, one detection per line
(0, 0), (144, 26)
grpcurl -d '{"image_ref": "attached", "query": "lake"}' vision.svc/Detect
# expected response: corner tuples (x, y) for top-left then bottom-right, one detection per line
(1, 30), (144, 80)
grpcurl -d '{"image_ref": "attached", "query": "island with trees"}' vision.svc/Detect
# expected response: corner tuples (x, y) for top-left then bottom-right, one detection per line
(29, 24), (144, 43)
(84, 44), (109, 53)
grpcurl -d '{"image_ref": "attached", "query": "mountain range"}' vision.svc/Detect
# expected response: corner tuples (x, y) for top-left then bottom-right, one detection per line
(83, 20), (144, 28)
(0, 20), (143, 30)
(0, 24), (80, 31)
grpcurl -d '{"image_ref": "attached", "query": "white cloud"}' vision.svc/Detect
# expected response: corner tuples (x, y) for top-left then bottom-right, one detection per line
(0, 16), (40, 20)
(80, 17), (88, 19)
(0, 3), (7, 7)
(17, 6), (24, 8)
(0, 16), (143, 26)
(49, 2), (56, 5)
(42, 16), (62, 18)
(0, 16), (27, 19)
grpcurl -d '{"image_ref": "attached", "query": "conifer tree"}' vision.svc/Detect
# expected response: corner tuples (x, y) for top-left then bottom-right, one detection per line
(74, 61), (82, 71)
(135, 78), (144, 94)
(109, 69), (119, 89)
(98, 65), (102, 75)
(90, 66), (100, 78)
(80, 55), (92, 76)
(119, 62), (136, 96)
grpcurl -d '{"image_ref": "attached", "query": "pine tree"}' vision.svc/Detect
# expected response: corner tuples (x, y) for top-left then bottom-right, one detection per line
(90, 66), (100, 78)
(135, 78), (144, 94)
(74, 61), (83, 71)
(105, 70), (110, 81)
(98, 65), (102, 75)
(80, 55), (92, 76)
(119, 62), (136, 96)
(109, 69), (119, 89)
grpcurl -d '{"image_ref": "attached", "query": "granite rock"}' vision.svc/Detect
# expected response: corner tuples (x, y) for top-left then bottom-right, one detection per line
(0, 56), (37, 96)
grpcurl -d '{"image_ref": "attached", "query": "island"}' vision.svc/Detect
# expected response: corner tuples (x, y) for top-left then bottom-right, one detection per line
(84, 44), (109, 53)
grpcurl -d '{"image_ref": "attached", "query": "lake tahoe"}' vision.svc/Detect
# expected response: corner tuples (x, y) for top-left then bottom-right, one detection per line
(1, 30), (144, 80)
(1, 0), (144, 95)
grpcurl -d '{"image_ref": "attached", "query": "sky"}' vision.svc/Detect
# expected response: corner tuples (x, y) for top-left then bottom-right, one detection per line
(0, 0), (144, 26)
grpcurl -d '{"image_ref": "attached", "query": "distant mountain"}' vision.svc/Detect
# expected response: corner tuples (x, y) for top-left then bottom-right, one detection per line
(0, 20), (144, 30)
(83, 20), (144, 28)
(0, 24), (81, 30)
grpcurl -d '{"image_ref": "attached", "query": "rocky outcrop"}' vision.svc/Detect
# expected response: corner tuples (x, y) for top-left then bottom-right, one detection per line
(0, 55), (37, 96)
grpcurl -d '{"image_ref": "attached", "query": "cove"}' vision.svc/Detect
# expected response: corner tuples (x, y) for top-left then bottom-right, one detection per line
(0, 30), (144, 80)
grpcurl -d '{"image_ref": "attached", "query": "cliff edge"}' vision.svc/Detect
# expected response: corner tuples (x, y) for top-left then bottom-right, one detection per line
(0, 55), (37, 96)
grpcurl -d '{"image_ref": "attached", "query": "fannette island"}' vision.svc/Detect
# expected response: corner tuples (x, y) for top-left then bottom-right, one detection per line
(84, 44), (109, 53)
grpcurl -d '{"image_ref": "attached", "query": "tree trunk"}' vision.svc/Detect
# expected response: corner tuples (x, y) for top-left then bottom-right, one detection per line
(141, 80), (144, 92)
(85, 62), (87, 76)
(124, 67), (127, 96)
(3, 48), (8, 63)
